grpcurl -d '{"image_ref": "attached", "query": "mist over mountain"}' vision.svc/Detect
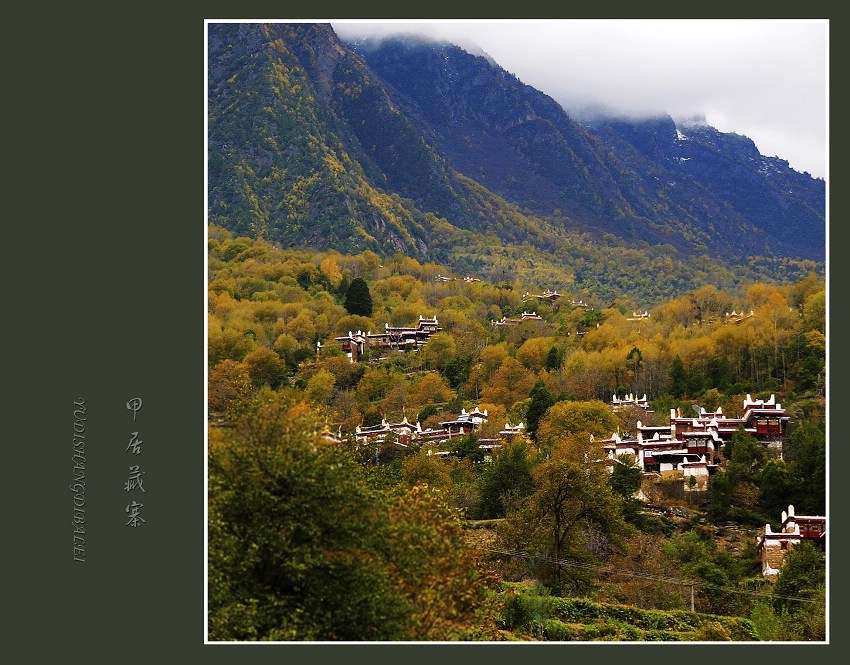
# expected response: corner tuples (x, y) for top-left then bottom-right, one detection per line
(208, 23), (825, 285)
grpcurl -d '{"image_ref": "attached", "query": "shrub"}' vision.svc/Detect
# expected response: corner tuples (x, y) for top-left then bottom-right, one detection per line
(542, 619), (577, 641)
(501, 594), (535, 632)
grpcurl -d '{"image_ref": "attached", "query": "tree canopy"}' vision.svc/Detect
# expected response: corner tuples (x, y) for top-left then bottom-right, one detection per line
(207, 231), (827, 641)
(209, 389), (498, 640)
(344, 277), (374, 317)
(497, 452), (631, 595)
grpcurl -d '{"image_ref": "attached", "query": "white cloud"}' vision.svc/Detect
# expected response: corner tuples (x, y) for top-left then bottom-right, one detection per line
(332, 19), (827, 178)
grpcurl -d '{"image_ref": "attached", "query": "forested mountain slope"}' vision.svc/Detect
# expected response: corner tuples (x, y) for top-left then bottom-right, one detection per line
(208, 22), (824, 305)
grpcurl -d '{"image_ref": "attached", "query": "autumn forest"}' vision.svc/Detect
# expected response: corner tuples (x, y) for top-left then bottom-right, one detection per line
(207, 22), (826, 643)
(207, 223), (826, 641)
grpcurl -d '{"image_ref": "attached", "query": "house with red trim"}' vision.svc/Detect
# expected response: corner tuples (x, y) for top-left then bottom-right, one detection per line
(333, 315), (442, 362)
(522, 289), (563, 304)
(757, 505), (826, 577)
(493, 311), (544, 326)
(670, 394), (789, 444)
(353, 407), (490, 448)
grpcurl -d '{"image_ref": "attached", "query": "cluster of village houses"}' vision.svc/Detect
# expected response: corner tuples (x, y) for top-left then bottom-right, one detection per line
(349, 405), (519, 452)
(325, 299), (821, 577)
(331, 289), (756, 361)
(332, 315), (442, 362)
(600, 396), (824, 577)
(325, 390), (822, 578)
(599, 393), (788, 477)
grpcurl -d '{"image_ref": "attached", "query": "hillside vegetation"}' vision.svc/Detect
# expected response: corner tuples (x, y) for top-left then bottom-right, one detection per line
(207, 228), (825, 641)
(208, 23), (824, 307)
(207, 22), (825, 643)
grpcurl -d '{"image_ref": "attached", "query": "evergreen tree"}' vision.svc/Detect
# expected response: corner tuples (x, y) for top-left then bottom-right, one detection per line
(442, 352), (473, 388)
(785, 422), (826, 515)
(758, 459), (795, 518)
(450, 433), (485, 463)
(545, 346), (562, 371)
(626, 346), (642, 382)
(344, 277), (373, 317)
(708, 429), (768, 524)
(477, 441), (535, 519)
(526, 379), (556, 440)
(608, 455), (643, 499)
(609, 454), (643, 519)
(668, 354), (687, 398)
(772, 541), (825, 621)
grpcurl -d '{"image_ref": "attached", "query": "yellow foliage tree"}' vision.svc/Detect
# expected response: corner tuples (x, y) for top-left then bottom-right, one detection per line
(480, 343), (509, 380)
(481, 357), (535, 409)
(385, 485), (500, 640)
(208, 359), (253, 412)
(306, 368), (336, 404)
(516, 336), (555, 372)
(536, 400), (619, 449)
(411, 372), (454, 407)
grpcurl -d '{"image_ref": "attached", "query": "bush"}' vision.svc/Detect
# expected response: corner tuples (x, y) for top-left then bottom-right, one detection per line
(645, 629), (682, 641)
(501, 588), (760, 641)
(501, 594), (536, 632)
(550, 597), (600, 623)
(632, 512), (675, 535)
(582, 620), (618, 640)
(542, 619), (577, 641)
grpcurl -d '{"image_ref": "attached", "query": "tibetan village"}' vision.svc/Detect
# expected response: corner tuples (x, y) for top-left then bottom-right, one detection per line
(208, 253), (826, 642)
(206, 21), (826, 640)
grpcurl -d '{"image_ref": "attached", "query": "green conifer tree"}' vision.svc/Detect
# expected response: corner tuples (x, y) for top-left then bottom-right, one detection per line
(526, 379), (556, 440)
(668, 354), (687, 398)
(344, 277), (373, 317)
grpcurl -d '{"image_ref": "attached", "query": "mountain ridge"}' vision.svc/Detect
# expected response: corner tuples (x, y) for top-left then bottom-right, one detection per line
(207, 23), (825, 284)
(351, 34), (824, 261)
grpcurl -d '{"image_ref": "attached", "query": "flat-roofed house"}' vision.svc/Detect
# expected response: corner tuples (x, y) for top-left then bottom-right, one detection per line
(757, 505), (826, 577)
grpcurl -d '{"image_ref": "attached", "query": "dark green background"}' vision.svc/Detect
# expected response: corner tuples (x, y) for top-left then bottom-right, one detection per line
(10, 3), (837, 662)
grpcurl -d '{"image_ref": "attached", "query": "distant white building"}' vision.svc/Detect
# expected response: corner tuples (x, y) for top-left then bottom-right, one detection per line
(611, 393), (653, 413)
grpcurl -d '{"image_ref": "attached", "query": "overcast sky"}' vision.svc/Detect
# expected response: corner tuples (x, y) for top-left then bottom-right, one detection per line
(332, 20), (827, 179)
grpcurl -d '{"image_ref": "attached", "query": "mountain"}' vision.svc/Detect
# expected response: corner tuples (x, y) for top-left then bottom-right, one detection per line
(587, 114), (825, 259)
(209, 23), (441, 256)
(207, 23), (825, 274)
(352, 36), (824, 261)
